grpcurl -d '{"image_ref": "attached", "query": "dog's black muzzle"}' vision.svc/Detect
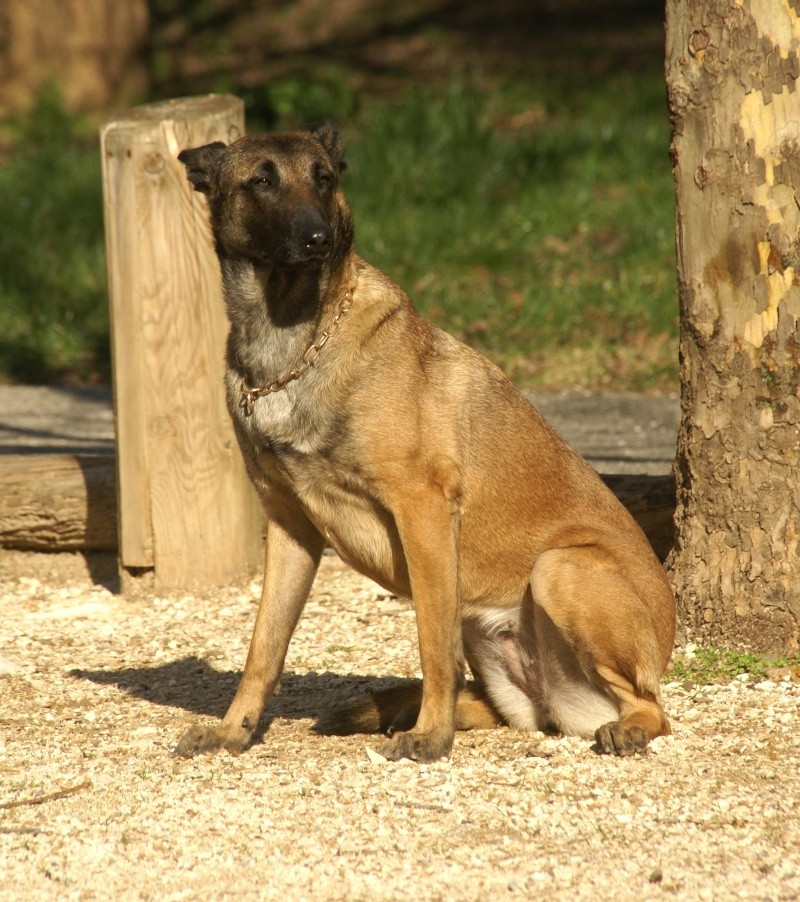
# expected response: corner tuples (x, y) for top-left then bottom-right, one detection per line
(289, 206), (332, 263)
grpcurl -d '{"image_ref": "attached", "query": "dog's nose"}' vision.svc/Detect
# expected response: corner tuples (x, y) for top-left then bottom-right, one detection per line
(304, 228), (330, 253)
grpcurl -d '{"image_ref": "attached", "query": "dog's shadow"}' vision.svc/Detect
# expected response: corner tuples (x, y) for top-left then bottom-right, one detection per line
(70, 657), (403, 740)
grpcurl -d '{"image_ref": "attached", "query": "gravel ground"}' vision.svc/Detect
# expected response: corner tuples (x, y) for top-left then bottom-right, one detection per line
(1, 549), (799, 901)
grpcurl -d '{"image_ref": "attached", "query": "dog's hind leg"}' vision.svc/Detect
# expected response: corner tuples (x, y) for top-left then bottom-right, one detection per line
(529, 543), (673, 756)
(174, 502), (324, 757)
(317, 679), (502, 737)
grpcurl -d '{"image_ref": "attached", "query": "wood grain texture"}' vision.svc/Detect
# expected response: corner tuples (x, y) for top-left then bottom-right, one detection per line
(0, 454), (117, 551)
(101, 96), (263, 591)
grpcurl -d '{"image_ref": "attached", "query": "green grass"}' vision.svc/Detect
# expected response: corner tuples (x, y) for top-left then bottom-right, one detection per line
(0, 68), (677, 388)
(344, 70), (677, 389)
(666, 646), (800, 684)
(0, 83), (109, 383)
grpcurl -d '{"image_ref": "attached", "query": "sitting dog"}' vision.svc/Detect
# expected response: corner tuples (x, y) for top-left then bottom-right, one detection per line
(174, 123), (675, 762)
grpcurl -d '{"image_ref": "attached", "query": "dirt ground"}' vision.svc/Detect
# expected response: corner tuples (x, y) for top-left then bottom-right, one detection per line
(0, 385), (678, 475)
(2, 547), (799, 901)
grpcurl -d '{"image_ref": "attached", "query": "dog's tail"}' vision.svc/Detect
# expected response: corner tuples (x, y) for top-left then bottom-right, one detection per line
(316, 680), (503, 736)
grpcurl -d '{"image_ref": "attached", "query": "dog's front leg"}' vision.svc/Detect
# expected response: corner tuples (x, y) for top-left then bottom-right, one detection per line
(379, 485), (461, 763)
(174, 505), (324, 757)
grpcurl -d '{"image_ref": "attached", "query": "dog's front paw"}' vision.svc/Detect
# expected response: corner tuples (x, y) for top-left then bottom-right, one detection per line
(594, 721), (650, 757)
(378, 728), (454, 763)
(173, 723), (252, 758)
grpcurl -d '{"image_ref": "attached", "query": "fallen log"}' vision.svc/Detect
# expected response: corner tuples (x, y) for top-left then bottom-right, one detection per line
(0, 454), (117, 552)
(1, 452), (677, 560)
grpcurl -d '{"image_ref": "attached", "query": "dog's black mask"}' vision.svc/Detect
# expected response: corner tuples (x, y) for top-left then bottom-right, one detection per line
(178, 122), (351, 269)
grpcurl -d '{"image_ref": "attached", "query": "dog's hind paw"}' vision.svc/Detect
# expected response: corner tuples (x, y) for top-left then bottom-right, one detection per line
(378, 728), (453, 763)
(173, 723), (251, 758)
(594, 721), (650, 757)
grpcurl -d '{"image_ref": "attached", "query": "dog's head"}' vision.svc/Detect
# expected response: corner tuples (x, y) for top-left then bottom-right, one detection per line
(178, 122), (352, 268)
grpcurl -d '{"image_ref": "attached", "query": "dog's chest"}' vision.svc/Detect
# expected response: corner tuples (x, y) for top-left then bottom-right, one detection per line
(237, 383), (321, 456)
(235, 383), (361, 506)
(237, 391), (406, 592)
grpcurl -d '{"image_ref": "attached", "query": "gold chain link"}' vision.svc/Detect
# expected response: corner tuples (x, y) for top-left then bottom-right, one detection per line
(239, 281), (355, 417)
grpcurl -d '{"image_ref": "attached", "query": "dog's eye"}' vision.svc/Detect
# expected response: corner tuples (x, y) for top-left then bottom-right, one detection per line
(317, 171), (334, 190)
(246, 173), (273, 190)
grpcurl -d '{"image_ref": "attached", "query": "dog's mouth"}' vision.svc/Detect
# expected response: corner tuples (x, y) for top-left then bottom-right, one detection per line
(250, 245), (329, 269)
(280, 252), (329, 269)
(276, 243), (331, 268)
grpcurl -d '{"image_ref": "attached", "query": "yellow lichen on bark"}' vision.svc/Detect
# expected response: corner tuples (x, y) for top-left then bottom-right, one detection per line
(742, 268), (792, 348)
(735, 82), (800, 349)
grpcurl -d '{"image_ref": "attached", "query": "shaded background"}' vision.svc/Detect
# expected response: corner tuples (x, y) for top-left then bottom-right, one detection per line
(0, 0), (675, 390)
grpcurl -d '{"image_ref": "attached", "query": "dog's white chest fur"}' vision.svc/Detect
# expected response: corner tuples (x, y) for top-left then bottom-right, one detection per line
(252, 389), (297, 438)
(237, 381), (320, 456)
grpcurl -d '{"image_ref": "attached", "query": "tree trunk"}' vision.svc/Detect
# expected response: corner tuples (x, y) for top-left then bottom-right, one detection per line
(0, 0), (149, 116)
(666, 0), (800, 653)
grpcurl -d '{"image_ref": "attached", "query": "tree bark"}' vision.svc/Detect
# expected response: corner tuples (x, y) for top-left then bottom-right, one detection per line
(666, 0), (800, 653)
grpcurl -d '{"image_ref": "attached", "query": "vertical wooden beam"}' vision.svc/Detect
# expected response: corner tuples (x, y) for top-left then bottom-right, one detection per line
(101, 95), (263, 592)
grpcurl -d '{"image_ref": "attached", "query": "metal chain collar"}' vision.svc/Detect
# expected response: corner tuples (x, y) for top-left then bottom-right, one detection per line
(239, 278), (356, 417)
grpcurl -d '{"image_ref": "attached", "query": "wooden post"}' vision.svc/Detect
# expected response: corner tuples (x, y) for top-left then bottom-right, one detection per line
(100, 95), (263, 592)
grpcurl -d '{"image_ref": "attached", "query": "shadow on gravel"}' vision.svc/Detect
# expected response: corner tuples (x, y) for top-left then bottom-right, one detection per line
(70, 656), (406, 739)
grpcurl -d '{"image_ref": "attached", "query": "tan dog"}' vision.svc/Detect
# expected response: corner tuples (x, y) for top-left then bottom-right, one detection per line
(174, 123), (676, 762)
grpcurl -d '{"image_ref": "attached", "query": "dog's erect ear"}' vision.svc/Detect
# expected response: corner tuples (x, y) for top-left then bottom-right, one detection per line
(306, 120), (347, 174)
(177, 141), (227, 195)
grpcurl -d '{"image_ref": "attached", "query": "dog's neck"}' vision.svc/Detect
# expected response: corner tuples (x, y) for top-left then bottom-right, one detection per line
(220, 253), (356, 384)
